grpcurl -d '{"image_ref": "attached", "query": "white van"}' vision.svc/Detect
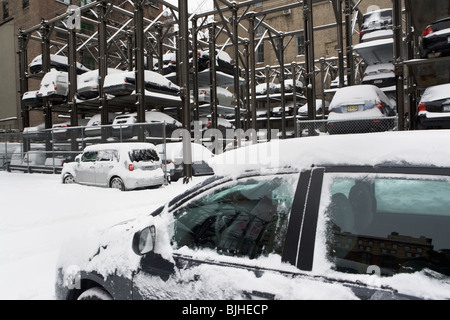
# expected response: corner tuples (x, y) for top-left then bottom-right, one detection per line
(61, 142), (164, 191)
(37, 69), (69, 100)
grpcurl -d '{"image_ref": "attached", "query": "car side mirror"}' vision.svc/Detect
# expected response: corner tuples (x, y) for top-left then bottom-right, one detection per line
(132, 225), (156, 255)
(75, 156), (81, 163)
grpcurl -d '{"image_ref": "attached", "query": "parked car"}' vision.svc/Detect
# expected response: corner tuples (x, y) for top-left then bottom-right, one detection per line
(420, 17), (450, 59)
(298, 100), (330, 117)
(254, 82), (277, 96)
(195, 87), (234, 107)
(327, 84), (397, 135)
(274, 79), (304, 94)
(359, 8), (393, 42)
(77, 68), (124, 100)
(103, 70), (180, 97)
(61, 142), (164, 191)
(191, 116), (235, 146)
(155, 142), (214, 182)
(51, 119), (90, 141)
(29, 54), (90, 75)
(270, 103), (294, 117)
(361, 63), (395, 90)
(22, 90), (42, 109)
(84, 113), (117, 138)
(37, 69), (69, 102)
(416, 83), (450, 129)
(112, 110), (182, 141)
(55, 130), (450, 300)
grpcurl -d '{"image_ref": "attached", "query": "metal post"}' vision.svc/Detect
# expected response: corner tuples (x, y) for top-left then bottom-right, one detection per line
(231, 3), (241, 131)
(68, 28), (78, 151)
(179, 0), (192, 183)
(278, 34), (286, 139)
(98, 1), (109, 142)
(292, 62), (298, 137)
(344, 0), (354, 86)
(333, 0), (345, 88)
(192, 17), (200, 124)
(243, 40), (250, 130)
(134, 0), (146, 141)
(393, 0), (404, 131)
(265, 66), (271, 141)
(304, 0), (316, 126)
(18, 31), (29, 131)
(248, 13), (257, 131)
(209, 23), (218, 131)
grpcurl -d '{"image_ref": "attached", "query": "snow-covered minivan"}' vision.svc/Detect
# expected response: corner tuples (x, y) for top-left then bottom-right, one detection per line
(61, 142), (164, 191)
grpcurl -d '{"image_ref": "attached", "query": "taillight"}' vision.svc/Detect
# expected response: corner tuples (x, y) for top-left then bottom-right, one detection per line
(128, 163), (134, 171)
(422, 26), (434, 37)
(376, 100), (383, 111)
(417, 103), (427, 113)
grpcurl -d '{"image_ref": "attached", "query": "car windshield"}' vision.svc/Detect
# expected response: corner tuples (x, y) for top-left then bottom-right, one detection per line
(129, 149), (160, 162)
(322, 172), (450, 278)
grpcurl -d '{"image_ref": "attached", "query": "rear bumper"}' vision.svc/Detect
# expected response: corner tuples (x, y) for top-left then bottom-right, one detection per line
(417, 113), (450, 129)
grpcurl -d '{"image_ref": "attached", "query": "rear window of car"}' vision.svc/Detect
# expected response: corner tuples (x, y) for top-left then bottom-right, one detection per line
(320, 172), (450, 278)
(129, 149), (160, 162)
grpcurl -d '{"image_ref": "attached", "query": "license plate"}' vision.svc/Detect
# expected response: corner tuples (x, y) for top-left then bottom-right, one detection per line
(347, 105), (358, 112)
(443, 105), (450, 112)
(448, 35), (450, 44)
(374, 79), (383, 84)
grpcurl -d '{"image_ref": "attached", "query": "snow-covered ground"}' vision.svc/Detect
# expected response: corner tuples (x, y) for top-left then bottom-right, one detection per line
(0, 171), (206, 300)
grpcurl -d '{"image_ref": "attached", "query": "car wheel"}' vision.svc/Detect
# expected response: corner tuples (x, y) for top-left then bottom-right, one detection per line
(77, 287), (112, 300)
(63, 174), (74, 184)
(110, 177), (125, 191)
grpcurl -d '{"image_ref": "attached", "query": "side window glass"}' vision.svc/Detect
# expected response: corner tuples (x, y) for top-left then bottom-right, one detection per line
(81, 151), (97, 162)
(172, 174), (298, 260)
(321, 173), (450, 277)
(97, 150), (118, 162)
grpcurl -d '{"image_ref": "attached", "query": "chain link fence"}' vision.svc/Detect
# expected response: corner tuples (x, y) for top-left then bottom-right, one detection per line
(297, 116), (398, 137)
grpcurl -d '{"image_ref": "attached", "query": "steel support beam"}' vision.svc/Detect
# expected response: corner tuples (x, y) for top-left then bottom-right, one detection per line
(179, 0), (192, 183)
(18, 31), (29, 131)
(134, 0), (146, 142)
(304, 0), (316, 126)
(98, 1), (110, 142)
(393, 0), (405, 131)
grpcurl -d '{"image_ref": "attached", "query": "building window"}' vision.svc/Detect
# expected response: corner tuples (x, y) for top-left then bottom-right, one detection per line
(256, 43), (264, 63)
(297, 34), (305, 56)
(3, 1), (9, 20)
(79, 0), (94, 5)
(81, 22), (95, 36)
(23, 0), (29, 9)
(57, 0), (71, 5)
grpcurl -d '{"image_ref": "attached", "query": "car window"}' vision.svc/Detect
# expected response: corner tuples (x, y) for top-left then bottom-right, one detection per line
(97, 149), (118, 162)
(81, 151), (97, 162)
(129, 149), (160, 162)
(172, 174), (298, 260)
(320, 172), (450, 277)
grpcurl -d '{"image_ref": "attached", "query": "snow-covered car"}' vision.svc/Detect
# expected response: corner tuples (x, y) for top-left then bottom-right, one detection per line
(55, 130), (450, 300)
(298, 99), (330, 117)
(29, 54), (90, 75)
(420, 17), (450, 59)
(22, 90), (42, 109)
(77, 68), (124, 100)
(37, 69), (69, 102)
(112, 110), (182, 141)
(61, 142), (164, 191)
(416, 83), (450, 129)
(84, 113), (117, 138)
(155, 142), (214, 182)
(361, 63), (395, 90)
(194, 86), (234, 107)
(327, 84), (397, 134)
(359, 8), (393, 43)
(103, 70), (180, 96)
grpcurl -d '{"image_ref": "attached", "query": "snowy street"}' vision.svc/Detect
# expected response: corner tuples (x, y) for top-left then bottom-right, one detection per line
(0, 171), (205, 299)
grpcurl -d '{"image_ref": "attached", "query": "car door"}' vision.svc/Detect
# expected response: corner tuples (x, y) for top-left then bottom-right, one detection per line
(75, 151), (97, 185)
(94, 149), (118, 186)
(131, 172), (331, 300)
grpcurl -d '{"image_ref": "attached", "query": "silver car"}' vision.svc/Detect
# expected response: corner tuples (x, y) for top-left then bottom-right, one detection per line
(61, 142), (164, 191)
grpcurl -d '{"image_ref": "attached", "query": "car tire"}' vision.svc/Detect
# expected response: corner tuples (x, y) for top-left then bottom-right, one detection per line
(63, 174), (74, 184)
(110, 177), (125, 191)
(77, 287), (113, 300)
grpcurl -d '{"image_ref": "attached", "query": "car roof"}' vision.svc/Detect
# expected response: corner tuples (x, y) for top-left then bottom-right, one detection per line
(207, 130), (450, 177)
(83, 142), (157, 152)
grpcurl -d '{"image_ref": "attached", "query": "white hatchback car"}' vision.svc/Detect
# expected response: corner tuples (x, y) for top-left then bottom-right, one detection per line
(61, 143), (164, 191)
